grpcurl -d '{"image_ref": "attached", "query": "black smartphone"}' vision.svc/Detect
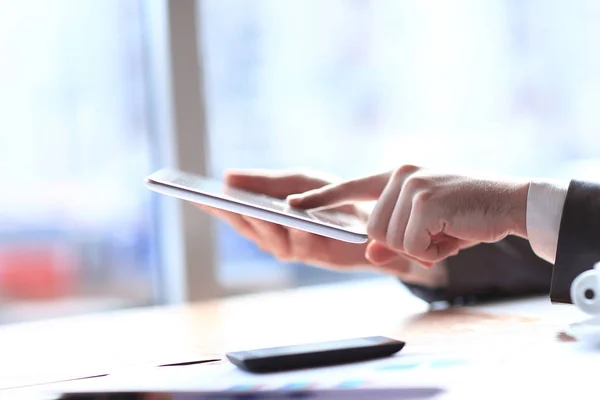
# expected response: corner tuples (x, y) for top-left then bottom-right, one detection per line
(226, 336), (405, 373)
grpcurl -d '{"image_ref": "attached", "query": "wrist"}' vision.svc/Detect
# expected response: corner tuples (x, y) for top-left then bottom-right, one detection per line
(508, 180), (530, 239)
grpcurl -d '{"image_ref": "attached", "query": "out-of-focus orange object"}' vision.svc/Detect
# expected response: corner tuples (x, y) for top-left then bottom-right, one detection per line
(0, 243), (79, 300)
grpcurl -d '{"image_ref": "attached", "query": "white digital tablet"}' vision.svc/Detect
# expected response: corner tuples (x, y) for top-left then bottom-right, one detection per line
(144, 168), (368, 244)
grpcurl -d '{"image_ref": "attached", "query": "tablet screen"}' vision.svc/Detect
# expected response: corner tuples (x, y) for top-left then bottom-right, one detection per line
(146, 169), (367, 235)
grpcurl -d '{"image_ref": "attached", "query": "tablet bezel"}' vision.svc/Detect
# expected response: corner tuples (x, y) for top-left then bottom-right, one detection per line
(145, 169), (368, 244)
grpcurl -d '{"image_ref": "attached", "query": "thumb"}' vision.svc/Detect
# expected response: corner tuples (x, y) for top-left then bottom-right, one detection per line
(365, 241), (399, 264)
(366, 241), (435, 268)
(287, 172), (391, 209)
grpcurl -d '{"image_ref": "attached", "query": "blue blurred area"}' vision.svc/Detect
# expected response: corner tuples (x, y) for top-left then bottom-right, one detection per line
(0, 0), (158, 321)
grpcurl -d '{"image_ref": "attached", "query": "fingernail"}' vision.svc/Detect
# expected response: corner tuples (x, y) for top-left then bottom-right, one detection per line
(365, 249), (382, 264)
(365, 254), (378, 264)
(286, 194), (302, 203)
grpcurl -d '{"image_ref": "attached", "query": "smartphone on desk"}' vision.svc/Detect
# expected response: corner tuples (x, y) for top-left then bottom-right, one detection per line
(144, 168), (368, 244)
(226, 336), (405, 373)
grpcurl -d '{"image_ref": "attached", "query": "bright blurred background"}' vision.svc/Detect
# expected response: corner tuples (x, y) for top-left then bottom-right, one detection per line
(1, 0), (600, 323)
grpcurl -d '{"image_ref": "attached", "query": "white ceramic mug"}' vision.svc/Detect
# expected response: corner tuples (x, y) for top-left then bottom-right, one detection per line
(571, 262), (600, 315)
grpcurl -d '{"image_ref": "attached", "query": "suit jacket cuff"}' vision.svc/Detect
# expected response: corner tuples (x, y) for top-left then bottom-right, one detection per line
(551, 180), (600, 303)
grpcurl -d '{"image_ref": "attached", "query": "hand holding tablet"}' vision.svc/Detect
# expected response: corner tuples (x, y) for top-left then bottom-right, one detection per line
(145, 167), (448, 300)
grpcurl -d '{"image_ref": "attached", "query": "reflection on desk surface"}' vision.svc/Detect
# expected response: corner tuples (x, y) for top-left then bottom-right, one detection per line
(0, 279), (589, 399)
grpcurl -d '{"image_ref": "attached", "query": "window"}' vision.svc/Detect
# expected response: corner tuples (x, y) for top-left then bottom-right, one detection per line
(4, 0), (600, 313)
(200, 0), (600, 293)
(0, 0), (161, 322)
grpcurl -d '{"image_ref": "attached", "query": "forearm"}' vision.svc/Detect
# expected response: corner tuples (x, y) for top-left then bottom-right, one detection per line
(406, 178), (600, 305)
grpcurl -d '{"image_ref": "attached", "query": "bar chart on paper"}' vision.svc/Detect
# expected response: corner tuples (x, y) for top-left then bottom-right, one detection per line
(216, 354), (470, 391)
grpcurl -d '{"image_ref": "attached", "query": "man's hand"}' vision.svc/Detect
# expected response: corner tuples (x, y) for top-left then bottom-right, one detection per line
(195, 169), (448, 288)
(288, 165), (530, 265)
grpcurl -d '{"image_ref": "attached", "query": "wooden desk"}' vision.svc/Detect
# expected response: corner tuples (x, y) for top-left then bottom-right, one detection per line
(0, 278), (587, 398)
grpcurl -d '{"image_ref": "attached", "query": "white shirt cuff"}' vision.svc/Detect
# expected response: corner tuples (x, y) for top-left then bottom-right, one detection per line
(526, 179), (569, 264)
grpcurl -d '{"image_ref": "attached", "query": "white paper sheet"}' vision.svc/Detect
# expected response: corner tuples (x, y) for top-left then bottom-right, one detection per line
(40, 328), (600, 400)
(45, 349), (496, 399)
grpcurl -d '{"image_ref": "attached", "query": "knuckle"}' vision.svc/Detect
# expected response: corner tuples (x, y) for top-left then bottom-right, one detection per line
(386, 229), (405, 251)
(402, 235), (421, 258)
(289, 172), (308, 181)
(412, 190), (434, 210)
(367, 220), (387, 243)
(393, 164), (420, 180)
(403, 176), (429, 192)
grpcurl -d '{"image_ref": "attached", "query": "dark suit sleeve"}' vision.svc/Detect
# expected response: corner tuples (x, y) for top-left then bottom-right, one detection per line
(550, 180), (600, 303)
(403, 236), (553, 305)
